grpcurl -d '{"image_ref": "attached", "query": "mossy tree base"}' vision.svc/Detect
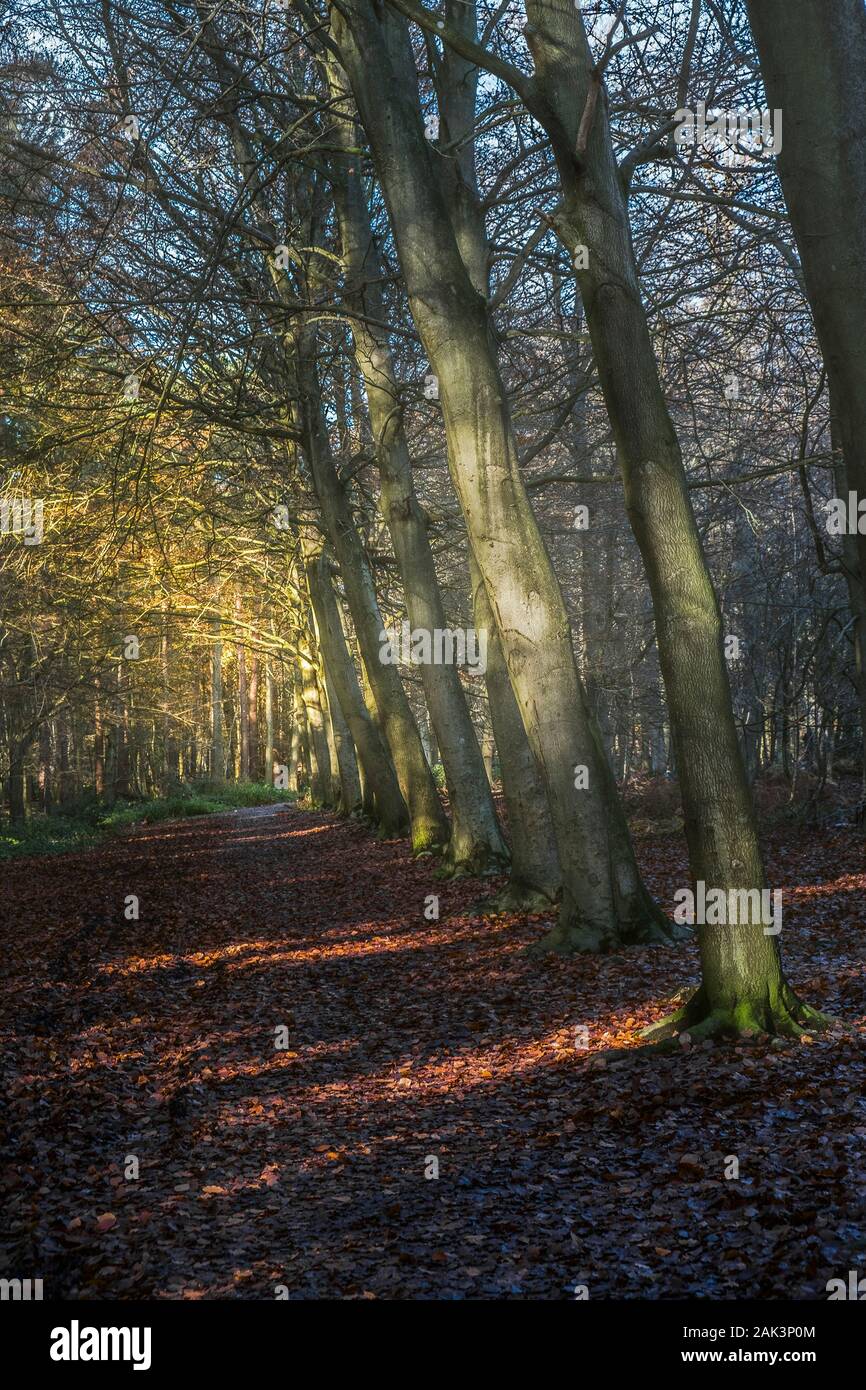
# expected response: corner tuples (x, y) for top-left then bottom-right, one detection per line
(436, 845), (510, 881)
(471, 880), (559, 915)
(409, 823), (447, 856)
(641, 982), (834, 1043)
(526, 905), (690, 956)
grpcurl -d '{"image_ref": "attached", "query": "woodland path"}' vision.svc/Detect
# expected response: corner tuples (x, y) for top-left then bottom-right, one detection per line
(2, 802), (865, 1298)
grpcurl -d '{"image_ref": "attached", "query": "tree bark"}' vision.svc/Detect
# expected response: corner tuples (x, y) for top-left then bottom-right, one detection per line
(333, 1), (670, 949)
(317, 660), (345, 810)
(470, 553), (561, 908)
(58, 709), (74, 807)
(290, 671), (307, 794)
(321, 657), (362, 815)
(38, 719), (53, 813)
(745, 0), (866, 797)
(324, 58), (508, 875)
(299, 637), (333, 808)
(291, 324), (448, 852)
(520, 0), (822, 1029)
(248, 654), (259, 782)
(306, 545), (409, 835)
(237, 604), (250, 782)
(265, 660), (275, 787)
(160, 612), (177, 792)
(211, 618), (224, 781)
(8, 738), (26, 827)
(93, 682), (105, 798)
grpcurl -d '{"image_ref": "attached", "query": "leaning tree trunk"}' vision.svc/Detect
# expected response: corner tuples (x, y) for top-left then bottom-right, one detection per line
(324, 62), (508, 875)
(305, 548), (362, 815)
(215, 103), (445, 852)
(305, 544), (409, 836)
(299, 635), (334, 809)
(317, 660), (346, 811)
(432, 8), (556, 907)
(291, 325), (448, 853)
(333, 2), (672, 950)
(470, 553), (561, 908)
(745, 0), (866, 800)
(290, 672), (308, 794)
(322, 660), (363, 816)
(517, 0), (825, 1033)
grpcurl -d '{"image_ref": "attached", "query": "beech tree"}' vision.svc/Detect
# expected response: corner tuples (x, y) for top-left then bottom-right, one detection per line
(744, 0), (866, 795)
(347, 0), (830, 1029)
(1, 1), (859, 1045)
(330, 0), (676, 951)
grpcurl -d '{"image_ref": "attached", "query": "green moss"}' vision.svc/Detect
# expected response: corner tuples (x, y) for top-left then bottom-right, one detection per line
(410, 822), (446, 856)
(641, 983), (834, 1043)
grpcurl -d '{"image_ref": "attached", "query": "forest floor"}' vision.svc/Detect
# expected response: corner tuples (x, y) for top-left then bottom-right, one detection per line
(2, 798), (865, 1299)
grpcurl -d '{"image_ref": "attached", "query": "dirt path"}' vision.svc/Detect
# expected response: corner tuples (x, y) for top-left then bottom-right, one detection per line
(2, 803), (865, 1298)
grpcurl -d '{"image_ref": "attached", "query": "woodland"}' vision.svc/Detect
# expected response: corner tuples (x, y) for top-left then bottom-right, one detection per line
(1, 0), (865, 1306)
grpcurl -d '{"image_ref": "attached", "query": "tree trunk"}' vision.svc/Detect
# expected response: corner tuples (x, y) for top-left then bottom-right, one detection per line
(265, 660), (275, 787)
(333, 2), (670, 949)
(470, 553), (561, 909)
(322, 658), (362, 815)
(745, 0), (866, 797)
(93, 684), (105, 798)
(237, 619), (250, 781)
(520, 1), (823, 1031)
(211, 619), (224, 781)
(38, 719), (52, 813)
(58, 710), (74, 807)
(160, 613), (178, 792)
(299, 639), (333, 807)
(306, 545), (409, 835)
(325, 58), (508, 875)
(481, 731), (495, 787)
(8, 738), (26, 827)
(745, 0), (866, 772)
(317, 662), (346, 810)
(290, 672), (307, 794)
(291, 323), (448, 852)
(248, 654), (259, 782)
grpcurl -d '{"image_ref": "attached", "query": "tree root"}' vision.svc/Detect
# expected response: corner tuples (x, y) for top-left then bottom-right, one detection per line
(436, 845), (510, 881)
(526, 906), (689, 956)
(640, 983), (835, 1044)
(469, 880), (559, 915)
(410, 832), (445, 857)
